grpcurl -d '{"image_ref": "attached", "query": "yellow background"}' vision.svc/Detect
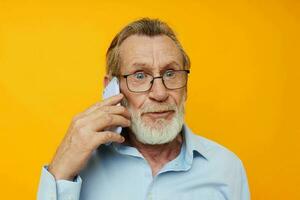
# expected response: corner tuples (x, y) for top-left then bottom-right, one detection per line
(0, 0), (299, 199)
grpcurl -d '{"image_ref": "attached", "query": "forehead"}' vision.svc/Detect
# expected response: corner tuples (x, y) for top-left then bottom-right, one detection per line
(119, 35), (183, 73)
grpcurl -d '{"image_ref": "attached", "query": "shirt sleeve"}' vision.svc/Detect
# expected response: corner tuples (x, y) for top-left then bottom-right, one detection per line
(238, 160), (251, 200)
(37, 165), (82, 200)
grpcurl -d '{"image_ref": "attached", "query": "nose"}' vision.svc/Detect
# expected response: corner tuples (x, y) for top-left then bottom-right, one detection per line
(148, 77), (169, 102)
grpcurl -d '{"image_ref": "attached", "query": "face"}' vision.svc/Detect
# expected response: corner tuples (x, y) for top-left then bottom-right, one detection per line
(118, 35), (188, 144)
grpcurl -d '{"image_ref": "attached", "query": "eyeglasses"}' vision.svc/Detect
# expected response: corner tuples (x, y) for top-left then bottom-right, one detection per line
(121, 69), (190, 93)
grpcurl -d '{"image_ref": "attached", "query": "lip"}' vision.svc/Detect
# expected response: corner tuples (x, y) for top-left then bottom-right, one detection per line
(143, 110), (175, 119)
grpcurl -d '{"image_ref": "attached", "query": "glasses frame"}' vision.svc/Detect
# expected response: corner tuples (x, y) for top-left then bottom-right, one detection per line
(121, 69), (190, 93)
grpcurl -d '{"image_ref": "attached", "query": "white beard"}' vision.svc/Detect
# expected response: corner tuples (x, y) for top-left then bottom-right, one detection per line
(123, 99), (185, 145)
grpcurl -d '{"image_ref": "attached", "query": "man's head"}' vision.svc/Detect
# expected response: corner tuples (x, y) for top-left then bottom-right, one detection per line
(105, 18), (190, 145)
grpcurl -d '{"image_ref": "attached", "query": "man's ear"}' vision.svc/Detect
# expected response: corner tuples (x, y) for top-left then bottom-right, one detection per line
(103, 75), (110, 88)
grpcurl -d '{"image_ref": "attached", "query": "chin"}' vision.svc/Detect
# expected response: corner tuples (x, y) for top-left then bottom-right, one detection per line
(142, 117), (172, 129)
(128, 100), (186, 145)
(131, 113), (184, 145)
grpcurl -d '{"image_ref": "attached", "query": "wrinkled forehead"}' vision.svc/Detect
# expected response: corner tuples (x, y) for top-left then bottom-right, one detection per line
(119, 35), (183, 74)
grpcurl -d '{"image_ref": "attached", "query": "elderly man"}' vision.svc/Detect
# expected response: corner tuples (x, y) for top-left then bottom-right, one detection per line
(38, 18), (250, 200)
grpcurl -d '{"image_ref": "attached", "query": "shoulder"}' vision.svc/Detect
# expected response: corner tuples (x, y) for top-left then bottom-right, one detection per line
(187, 127), (244, 167)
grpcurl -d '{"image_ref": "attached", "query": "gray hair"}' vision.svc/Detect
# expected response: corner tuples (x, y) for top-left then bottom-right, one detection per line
(105, 18), (191, 77)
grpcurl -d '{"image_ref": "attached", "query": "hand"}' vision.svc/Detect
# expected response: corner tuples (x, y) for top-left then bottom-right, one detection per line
(48, 93), (130, 180)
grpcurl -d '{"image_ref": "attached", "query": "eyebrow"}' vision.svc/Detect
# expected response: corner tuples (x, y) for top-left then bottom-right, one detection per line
(131, 62), (149, 67)
(164, 61), (181, 69)
(130, 61), (182, 70)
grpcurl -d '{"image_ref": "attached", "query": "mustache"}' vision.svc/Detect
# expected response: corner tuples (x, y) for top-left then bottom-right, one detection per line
(141, 103), (177, 114)
(121, 97), (178, 114)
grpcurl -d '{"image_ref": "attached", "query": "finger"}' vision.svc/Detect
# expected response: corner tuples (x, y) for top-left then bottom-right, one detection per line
(88, 105), (131, 120)
(84, 94), (124, 115)
(92, 131), (125, 147)
(101, 93), (124, 107)
(88, 114), (131, 132)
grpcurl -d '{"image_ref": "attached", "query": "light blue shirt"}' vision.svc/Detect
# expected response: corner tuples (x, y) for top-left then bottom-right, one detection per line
(37, 124), (250, 200)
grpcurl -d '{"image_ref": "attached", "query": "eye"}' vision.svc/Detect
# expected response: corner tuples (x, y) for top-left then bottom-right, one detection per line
(164, 70), (175, 78)
(133, 72), (146, 80)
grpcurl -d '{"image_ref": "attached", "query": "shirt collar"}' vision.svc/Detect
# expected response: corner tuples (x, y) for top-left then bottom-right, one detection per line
(182, 124), (209, 162)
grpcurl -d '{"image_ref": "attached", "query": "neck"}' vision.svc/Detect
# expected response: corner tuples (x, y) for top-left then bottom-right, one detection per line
(123, 128), (183, 176)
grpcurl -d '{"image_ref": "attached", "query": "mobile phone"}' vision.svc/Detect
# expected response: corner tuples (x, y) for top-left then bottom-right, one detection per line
(102, 77), (122, 135)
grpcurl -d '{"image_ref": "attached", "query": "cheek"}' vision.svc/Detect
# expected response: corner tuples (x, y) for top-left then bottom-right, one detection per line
(170, 89), (186, 106)
(127, 95), (146, 111)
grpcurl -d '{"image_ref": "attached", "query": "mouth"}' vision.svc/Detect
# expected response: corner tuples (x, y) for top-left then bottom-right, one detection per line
(142, 110), (175, 119)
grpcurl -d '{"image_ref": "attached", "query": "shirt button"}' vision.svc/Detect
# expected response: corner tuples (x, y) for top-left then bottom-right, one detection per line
(148, 192), (153, 200)
(50, 193), (55, 200)
(65, 195), (74, 200)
